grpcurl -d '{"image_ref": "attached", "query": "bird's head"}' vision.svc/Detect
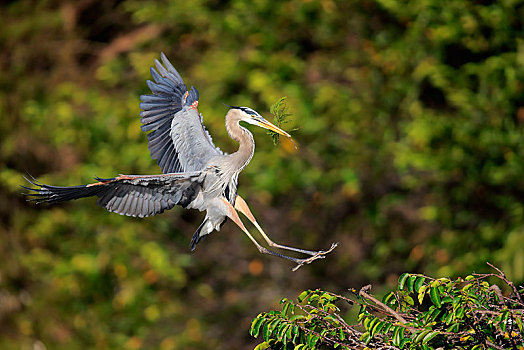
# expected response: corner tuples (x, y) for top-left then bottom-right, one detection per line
(227, 105), (291, 138)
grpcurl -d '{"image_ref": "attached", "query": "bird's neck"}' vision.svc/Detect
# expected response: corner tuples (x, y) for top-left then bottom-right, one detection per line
(226, 112), (255, 172)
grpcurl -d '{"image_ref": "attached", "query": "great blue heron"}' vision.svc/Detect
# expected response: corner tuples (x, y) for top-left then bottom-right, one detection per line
(24, 53), (337, 270)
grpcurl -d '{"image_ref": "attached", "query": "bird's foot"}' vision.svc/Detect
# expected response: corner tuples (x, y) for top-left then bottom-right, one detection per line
(316, 242), (339, 256)
(291, 242), (338, 271)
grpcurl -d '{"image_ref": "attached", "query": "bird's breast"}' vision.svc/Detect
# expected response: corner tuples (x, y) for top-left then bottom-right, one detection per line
(201, 166), (238, 202)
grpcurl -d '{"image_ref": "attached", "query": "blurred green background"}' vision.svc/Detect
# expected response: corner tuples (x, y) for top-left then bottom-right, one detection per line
(1, 0), (523, 348)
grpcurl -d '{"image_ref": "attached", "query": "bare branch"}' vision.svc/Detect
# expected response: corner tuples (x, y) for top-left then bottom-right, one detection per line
(359, 285), (409, 325)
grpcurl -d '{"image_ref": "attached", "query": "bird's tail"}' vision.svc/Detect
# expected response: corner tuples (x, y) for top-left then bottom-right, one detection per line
(21, 176), (107, 204)
(190, 219), (209, 251)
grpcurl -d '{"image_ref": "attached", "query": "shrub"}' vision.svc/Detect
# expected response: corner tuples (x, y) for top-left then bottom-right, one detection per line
(251, 264), (524, 349)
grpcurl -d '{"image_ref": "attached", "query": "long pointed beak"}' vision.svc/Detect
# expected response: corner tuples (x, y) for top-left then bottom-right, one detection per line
(257, 118), (291, 138)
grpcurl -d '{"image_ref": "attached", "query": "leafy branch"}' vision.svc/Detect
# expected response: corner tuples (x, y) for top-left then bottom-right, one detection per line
(267, 96), (298, 145)
(250, 264), (524, 349)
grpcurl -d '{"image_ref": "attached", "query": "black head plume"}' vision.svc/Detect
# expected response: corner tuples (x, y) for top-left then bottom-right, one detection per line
(222, 103), (240, 109)
(223, 103), (259, 116)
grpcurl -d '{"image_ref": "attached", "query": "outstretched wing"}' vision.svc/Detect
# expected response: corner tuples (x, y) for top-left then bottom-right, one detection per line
(140, 53), (222, 174)
(23, 172), (203, 218)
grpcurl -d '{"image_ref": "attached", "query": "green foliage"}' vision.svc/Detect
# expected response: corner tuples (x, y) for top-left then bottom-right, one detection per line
(1, 0), (524, 348)
(267, 96), (297, 145)
(250, 293), (342, 350)
(251, 267), (524, 349)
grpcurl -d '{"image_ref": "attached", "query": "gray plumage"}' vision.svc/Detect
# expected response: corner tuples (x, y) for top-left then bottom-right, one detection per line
(23, 53), (337, 269)
(140, 53), (222, 174)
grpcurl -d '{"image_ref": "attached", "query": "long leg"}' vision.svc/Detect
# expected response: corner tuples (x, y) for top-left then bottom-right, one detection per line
(234, 195), (338, 257)
(221, 198), (326, 270)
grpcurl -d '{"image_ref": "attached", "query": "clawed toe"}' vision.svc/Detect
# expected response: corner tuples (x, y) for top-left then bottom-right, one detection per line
(316, 242), (339, 256)
(291, 242), (338, 271)
(291, 255), (323, 271)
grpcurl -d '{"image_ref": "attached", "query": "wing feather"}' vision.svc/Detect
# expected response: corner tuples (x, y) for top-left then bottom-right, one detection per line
(24, 173), (203, 218)
(140, 53), (222, 174)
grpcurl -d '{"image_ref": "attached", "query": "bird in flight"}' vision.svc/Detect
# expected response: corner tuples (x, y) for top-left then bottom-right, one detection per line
(24, 53), (337, 270)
